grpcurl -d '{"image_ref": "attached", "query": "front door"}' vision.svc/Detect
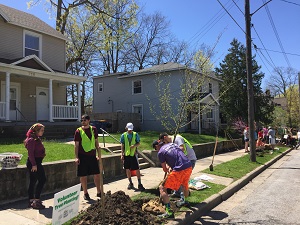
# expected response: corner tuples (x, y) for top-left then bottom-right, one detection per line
(36, 87), (49, 121)
(1, 82), (21, 121)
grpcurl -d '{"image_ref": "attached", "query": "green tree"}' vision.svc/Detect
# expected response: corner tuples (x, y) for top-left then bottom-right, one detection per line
(215, 39), (274, 125)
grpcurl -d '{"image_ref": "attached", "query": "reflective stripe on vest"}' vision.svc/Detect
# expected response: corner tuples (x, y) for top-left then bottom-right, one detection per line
(78, 126), (95, 152)
(124, 132), (136, 156)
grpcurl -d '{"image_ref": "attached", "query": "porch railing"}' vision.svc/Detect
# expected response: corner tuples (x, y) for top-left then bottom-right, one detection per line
(52, 105), (78, 120)
(0, 102), (5, 120)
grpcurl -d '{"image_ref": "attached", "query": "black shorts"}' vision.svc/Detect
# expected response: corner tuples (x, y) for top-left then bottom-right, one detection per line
(123, 155), (139, 170)
(77, 154), (100, 177)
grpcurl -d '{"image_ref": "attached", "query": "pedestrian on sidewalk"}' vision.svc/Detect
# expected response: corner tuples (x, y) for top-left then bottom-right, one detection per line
(268, 126), (276, 151)
(243, 127), (250, 152)
(74, 114), (102, 201)
(120, 122), (145, 191)
(159, 132), (196, 199)
(24, 123), (46, 209)
(153, 138), (192, 219)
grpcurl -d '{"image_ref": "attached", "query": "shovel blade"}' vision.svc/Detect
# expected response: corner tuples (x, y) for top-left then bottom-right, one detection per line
(209, 164), (214, 171)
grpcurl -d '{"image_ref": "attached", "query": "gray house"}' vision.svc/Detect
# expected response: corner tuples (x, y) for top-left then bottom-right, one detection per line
(93, 62), (222, 133)
(0, 4), (85, 123)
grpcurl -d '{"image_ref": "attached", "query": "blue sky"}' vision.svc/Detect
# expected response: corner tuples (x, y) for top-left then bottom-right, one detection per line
(2, 0), (300, 89)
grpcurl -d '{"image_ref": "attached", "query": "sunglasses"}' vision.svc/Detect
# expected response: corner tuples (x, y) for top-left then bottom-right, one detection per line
(81, 119), (88, 122)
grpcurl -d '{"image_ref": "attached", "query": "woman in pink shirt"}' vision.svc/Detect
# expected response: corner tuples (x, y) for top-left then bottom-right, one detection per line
(24, 123), (46, 209)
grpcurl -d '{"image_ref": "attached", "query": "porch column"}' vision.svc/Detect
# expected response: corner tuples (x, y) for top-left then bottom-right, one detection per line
(49, 79), (54, 122)
(5, 72), (10, 121)
(77, 83), (81, 121)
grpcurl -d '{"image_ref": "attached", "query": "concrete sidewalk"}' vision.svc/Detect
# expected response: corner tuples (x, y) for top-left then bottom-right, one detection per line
(0, 149), (248, 225)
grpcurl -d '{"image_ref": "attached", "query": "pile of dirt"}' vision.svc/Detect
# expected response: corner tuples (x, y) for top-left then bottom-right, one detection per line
(71, 191), (165, 225)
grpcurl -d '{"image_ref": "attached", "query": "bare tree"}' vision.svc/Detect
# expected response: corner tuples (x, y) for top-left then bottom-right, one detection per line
(266, 66), (298, 127)
(127, 12), (171, 70)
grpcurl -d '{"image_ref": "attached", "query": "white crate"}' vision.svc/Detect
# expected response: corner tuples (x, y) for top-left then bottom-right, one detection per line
(0, 152), (23, 169)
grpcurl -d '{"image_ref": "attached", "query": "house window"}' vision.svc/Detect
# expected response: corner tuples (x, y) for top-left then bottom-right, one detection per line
(24, 31), (41, 58)
(133, 80), (142, 94)
(209, 83), (212, 93)
(207, 109), (213, 119)
(132, 104), (143, 123)
(98, 83), (103, 92)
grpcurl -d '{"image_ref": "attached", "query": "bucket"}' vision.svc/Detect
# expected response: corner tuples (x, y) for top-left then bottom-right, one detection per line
(0, 152), (23, 169)
(130, 170), (137, 176)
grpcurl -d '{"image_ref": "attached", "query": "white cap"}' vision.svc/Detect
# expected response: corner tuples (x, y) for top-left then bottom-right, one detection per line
(126, 122), (134, 131)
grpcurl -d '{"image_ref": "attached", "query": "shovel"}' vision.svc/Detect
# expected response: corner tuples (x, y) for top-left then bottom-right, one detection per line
(209, 136), (218, 171)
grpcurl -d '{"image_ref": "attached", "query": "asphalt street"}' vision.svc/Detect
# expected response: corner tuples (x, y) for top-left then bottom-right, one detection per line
(193, 147), (300, 225)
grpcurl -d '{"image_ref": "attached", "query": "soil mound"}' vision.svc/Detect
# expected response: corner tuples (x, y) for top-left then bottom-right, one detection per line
(71, 191), (164, 225)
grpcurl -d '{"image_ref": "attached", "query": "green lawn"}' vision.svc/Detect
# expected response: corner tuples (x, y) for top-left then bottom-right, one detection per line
(0, 132), (224, 165)
(99, 131), (225, 151)
(131, 146), (290, 208)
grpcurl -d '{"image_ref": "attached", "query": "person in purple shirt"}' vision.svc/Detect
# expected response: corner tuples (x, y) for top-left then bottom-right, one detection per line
(153, 139), (192, 219)
(24, 123), (46, 210)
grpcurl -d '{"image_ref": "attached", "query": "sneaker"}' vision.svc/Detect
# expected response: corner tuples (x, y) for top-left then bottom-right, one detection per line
(127, 183), (134, 190)
(84, 193), (91, 200)
(176, 199), (189, 208)
(96, 192), (102, 198)
(31, 200), (45, 209)
(157, 211), (174, 219)
(138, 184), (145, 191)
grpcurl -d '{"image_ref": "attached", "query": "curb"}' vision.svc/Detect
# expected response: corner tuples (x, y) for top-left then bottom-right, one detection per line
(168, 147), (293, 225)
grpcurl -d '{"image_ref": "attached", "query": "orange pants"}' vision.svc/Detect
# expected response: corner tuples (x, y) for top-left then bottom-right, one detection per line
(164, 167), (192, 191)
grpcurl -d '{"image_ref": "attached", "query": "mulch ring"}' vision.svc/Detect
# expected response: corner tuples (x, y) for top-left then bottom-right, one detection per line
(71, 190), (179, 225)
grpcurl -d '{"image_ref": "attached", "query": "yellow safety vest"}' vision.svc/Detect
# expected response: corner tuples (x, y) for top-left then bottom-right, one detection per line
(124, 132), (136, 156)
(78, 126), (95, 152)
(178, 134), (193, 155)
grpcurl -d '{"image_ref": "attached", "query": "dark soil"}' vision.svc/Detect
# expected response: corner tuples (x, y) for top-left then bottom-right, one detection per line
(70, 191), (165, 225)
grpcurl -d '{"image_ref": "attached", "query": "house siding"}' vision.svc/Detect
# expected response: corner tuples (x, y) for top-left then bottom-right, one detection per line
(0, 20), (23, 59)
(0, 19), (66, 72)
(42, 34), (66, 72)
(93, 70), (195, 132)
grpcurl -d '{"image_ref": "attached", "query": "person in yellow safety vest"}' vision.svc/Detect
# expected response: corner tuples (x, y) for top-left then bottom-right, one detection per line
(120, 122), (145, 191)
(74, 114), (102, 201)
(159, 132), (197, 201)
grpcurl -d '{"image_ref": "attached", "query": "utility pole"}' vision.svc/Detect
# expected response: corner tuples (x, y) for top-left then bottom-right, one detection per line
(245, 0), (256, 162)
(298, 72), (300, 127)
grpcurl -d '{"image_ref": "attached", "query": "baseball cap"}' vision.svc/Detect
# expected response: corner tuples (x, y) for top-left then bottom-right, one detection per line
(126, 122), (134, 130)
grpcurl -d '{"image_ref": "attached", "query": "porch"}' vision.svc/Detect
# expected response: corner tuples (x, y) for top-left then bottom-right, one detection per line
(0, 102), (79, 121)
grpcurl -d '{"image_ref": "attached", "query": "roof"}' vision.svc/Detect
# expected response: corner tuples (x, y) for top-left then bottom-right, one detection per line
(130, 62), (186, 75)
(120, 62), (223, 82)
(0, 4), (68, 41)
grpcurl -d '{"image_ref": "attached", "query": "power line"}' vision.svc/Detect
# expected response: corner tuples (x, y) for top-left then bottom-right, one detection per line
(217, 0), (246, 35)
(252, 24), (277, 68)
(255, 49), (273, 75)
(232, 0), (244, 15)
(188, 0), (234, 48)
(256, 48), (300, 57)
(280, 0), (300, 7)
(262, 0), (292, 68)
